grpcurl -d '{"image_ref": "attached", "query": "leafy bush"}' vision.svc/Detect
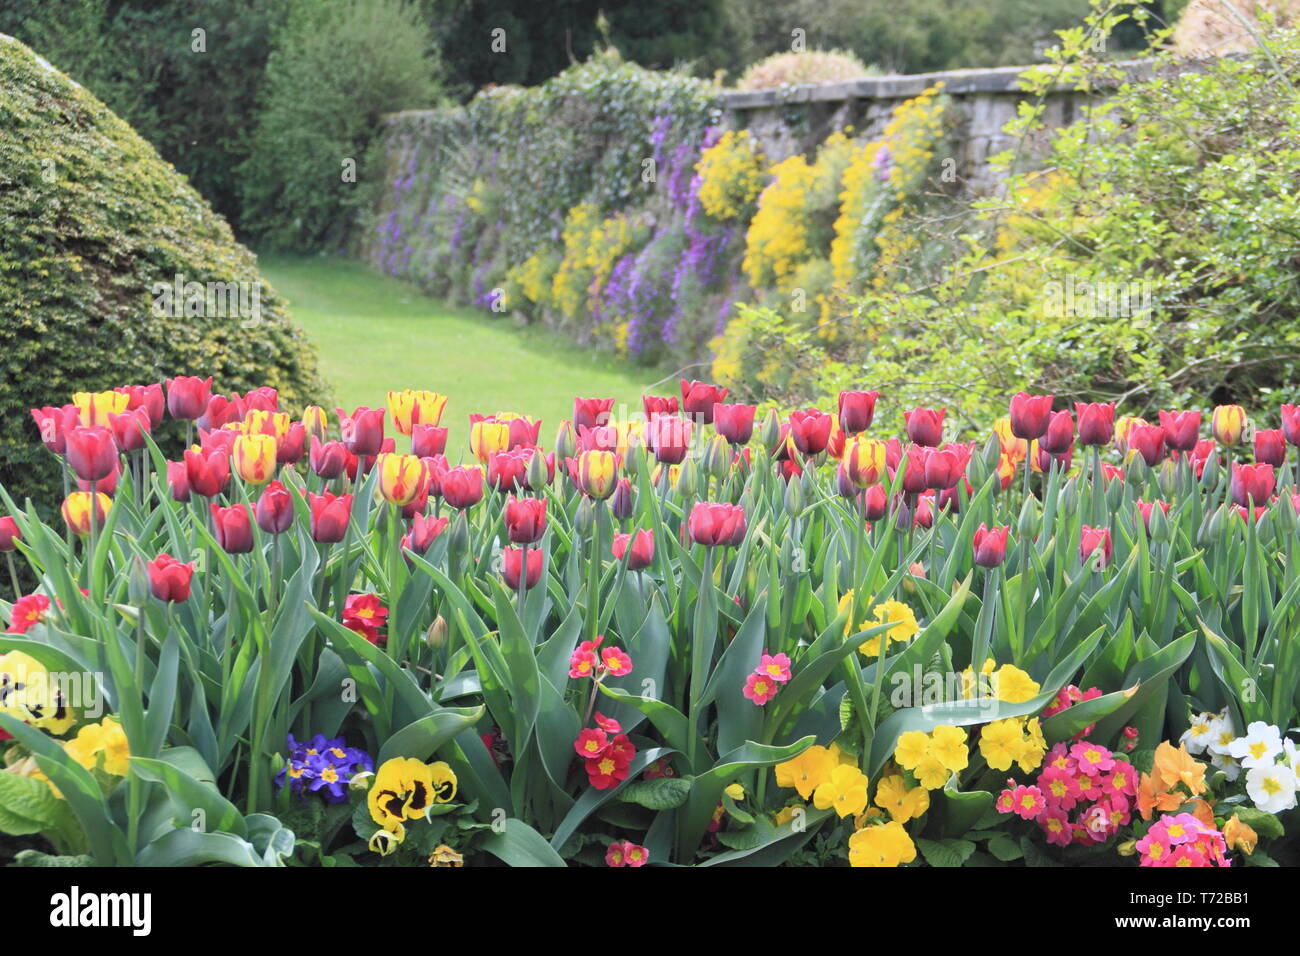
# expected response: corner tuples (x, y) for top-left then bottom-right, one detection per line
(0, 34), (329, 513)
(238, 0), (443, 250)
(735, 49), (876, 90)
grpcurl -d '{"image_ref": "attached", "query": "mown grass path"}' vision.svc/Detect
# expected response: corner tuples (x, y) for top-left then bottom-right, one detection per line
(261, 256), (672, 460)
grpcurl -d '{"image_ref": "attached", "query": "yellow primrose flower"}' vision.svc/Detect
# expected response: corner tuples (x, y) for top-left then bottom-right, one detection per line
(913, 755), (951, 790)
(813, 765), (870, 819)
(775, 745), (836, 800)
(64, 716), (130, 776)
(979, 718), (1027, 772)
(724, 783), (745, 801)
(874, 773), (930, 823)
(859, 599), (919, 656)
(893, 730), (931, 771)
(773, 804), (804, 828)
(992, 664), (1039, 703)
(848, 820), (917, 867)
(929, 725), (970, 774)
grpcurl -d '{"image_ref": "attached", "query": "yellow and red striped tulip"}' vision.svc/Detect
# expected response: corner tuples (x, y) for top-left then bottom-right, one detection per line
(470, 419), (511, 463)
(1211, 405), (1246, 446)
(377, 453), (426, 506)
(233, 432), (278, 485)
(388, 390), (449, 435)
(62, 492), (112, 536)
(72, 390), (130, 428)
(578, 449), (618, 499)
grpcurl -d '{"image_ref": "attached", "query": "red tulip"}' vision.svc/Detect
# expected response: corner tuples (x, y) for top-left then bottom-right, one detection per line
(242, 386), (279, 413)
(210, 503), (254, 554)
(166, 376), (213, 420)
(1135, 500), (1169, 532)
(1282, 404), (1300, 447)
(30, 405), (80, 455)
(972, 524), (1010, 567)
(402, 513), (448, 556)
(64, 426), (118, 483)
(277, 422), (307, 465)
(612, 529), (654, 570)
(863, 485), (888, 520)
(198, 394), (244, 431)
(77, 460), (120, 496)
(1080, 526), (1113, 569)
(837, 390), (879, 435)
(789, 409), (833, 456)
(411, 424), (448, 458)
(115, 384), (165, 426)
(308, 492), (353, 543)
(1009, 392), (1054, 440)
(487, 449), (529, 493)
(337, 406), (385, 456)
(610, 477), (634, 519)
(574, 397), (616, 431)
(896, 444), (929, 494)
(1074, 402), (1115, 447)
(687, 502), (746, 547)
(108, 407), (152, 453)
(1039, 410), (1074, 455)
(504, 496), (547, 544)
(713, 403), (756, 445)
(0, 516), (20, 553)
(903, 407), (945, 447)
(1127, 424), (1166, 466)
(309, 437), (349, 479)
(1231, 463), (1275, 508)
(648, 414), (692, 464)
(184, 447), (231, 498)
(1157, 410), (1201, 453)
(1254, 428), (1286, 467)
(680, 380), (728, 423)
(642, 395), (678, 418)
(147, 553), (195, 602)
(441, 466), (484, 509)
(914, 494), (935, 529)
(166, 460), (191, 502)
(255, 481), (294, 534)
(922, 446), (963, 490)
(937, 476), (972, 513)
(502, 546), (544, 590)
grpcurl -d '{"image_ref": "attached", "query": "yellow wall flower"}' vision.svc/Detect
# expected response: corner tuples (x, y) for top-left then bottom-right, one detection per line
(874, 773), (930, 823)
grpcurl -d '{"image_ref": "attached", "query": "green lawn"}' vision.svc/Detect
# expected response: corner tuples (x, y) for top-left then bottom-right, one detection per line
(259, 255), (672, 461)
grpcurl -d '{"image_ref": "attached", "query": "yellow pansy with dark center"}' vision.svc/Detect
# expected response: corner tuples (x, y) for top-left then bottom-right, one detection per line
(367, 757), (459, 853)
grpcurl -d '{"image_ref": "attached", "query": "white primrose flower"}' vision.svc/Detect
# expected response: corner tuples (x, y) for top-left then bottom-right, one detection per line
(1181, 711), (1221, 756)
(1228, 721), (1285, 769)
(1206, 713), (1237, 758)
(1245, 762), (1299, 814)
(1210, 751), (1241, 782)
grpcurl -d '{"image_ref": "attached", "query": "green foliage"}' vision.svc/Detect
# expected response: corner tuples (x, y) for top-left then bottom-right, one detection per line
(0, 35), (329, 513)
(238, 0), (443, 250)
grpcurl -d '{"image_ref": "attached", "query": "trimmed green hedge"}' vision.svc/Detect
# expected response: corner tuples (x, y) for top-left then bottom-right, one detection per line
(0, 34), (329, 512)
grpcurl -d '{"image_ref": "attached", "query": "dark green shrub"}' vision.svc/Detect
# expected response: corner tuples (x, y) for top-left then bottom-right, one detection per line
(0, 34), (329, 513)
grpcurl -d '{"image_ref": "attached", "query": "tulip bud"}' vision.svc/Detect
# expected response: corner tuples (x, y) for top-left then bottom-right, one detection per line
(783, 472), (803, 518)
(527, 449), (550, 491)
(554, 420), (578, 461)
(893, 499), (911, 532)
(980, 434), (1002, 474)
(758, 408), (783, 455)
(1205, 505), (1227, 544)
(675, 457), (699, 499)
(610, 478), (634, 520)
(1016, 497), (1038, 539)
(1200, 450), (1220, 489)
(1149, 501), (1172, 542)
(449, 509), (470, 555)
(704, 435), (728, 483)
(426, 615), (448, 649)
(574, 496), (595, 536)
(622, 439), (645, 480)
(1058, 476), (1078, 514)
(128, 555), (150, 606)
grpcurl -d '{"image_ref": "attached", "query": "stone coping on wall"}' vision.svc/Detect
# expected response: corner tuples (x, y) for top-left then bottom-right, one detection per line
(719, 57), (1160, 109)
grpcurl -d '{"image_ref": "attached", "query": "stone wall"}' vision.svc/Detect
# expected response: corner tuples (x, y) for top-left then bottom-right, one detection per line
(721, 59), (1158, 195)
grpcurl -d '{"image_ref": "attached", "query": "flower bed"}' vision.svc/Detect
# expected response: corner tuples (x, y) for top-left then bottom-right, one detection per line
(2, 381), (1298, 867)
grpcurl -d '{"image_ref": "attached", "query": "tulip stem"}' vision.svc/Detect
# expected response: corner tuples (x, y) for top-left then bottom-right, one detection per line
(7, 552), (21, 602)
(517, 542), (529, 619)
